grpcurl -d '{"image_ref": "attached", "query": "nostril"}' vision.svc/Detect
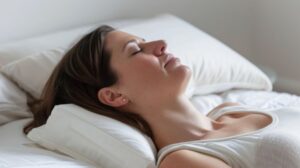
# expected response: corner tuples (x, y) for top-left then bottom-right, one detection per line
(160, 46), (166, 55)
(154, 40), (167, 56)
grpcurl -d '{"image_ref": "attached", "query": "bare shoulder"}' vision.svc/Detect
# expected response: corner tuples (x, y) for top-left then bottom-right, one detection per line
(159, 149), (231, 168)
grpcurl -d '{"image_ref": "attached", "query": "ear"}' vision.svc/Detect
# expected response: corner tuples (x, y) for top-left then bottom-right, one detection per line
(97, 87), (129, 107)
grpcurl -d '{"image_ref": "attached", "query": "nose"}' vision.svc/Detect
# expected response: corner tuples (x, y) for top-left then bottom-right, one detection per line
(152, 40), (167, 56)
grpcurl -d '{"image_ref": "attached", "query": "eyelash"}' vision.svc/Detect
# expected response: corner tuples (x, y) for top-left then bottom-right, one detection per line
(131, 48), (143, 55)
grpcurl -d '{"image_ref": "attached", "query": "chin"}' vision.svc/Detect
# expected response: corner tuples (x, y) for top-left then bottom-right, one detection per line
(182, 65), (192, 85)
(172, 64), (192, 89)
(166, 60), (192, 81)
(163, 65), (192, 98)
(179, 64), (192, 79)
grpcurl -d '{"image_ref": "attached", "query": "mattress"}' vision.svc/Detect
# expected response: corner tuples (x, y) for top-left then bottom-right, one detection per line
(1, 90), (300, 167)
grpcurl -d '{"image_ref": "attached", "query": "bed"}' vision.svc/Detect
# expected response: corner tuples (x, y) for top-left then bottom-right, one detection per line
(1, 88), (300, 168)
(1, 11), (300, 168)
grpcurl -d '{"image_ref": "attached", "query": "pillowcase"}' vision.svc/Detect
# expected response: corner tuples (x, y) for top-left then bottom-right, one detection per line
(0, 25), (91, 68)
(1, 14), (272, 100)
(1, 48), (65, 99)
(0, 73), (31, 125)
(0, 119), (92, 167)
(0, 18), (141, 68)
(27, 104), (157, 168)
(120, 14), (272, 96)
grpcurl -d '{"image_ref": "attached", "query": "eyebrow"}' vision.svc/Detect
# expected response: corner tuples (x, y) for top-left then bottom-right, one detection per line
(122, 38), (145, 52)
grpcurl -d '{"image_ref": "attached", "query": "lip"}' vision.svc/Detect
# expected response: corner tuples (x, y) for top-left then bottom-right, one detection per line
(164, 54), (174, 68)
(164, 54), (180, 68)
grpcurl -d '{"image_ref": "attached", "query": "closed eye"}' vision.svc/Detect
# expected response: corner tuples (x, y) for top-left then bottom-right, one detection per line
(131, 49), (143, 55)
(127, 38), (146, 56)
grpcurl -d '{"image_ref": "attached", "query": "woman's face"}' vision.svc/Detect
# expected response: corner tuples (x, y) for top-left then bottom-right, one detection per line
(103, 30), (191, 107)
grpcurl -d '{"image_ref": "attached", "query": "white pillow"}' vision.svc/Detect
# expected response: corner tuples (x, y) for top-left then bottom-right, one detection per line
(0, 19), (141, 68)
(120, 14), (272, 96)
(0, 119), (92, 168)
(1, 48), (65, 99)
(1, 14), (272, 100)
(27, 104), (157, 168)
(0, 73), (31, 125)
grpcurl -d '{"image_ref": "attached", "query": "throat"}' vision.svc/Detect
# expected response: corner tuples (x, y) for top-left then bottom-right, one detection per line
(149, 111), (216, 150)
(139, 96), (217, 150)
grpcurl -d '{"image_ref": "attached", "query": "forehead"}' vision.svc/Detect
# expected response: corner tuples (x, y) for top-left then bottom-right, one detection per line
(105, 30), (138, 54)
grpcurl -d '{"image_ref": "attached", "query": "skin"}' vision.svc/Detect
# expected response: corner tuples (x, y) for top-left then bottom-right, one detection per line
(97, 30), (272, 168)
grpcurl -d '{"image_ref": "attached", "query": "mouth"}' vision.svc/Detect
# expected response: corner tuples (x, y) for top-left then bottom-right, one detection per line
(164, 54), (174, 67)
(164, 54), (179, 68)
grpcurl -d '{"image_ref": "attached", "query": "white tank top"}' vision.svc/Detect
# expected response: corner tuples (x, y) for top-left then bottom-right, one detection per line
(157, 105), (300, 168)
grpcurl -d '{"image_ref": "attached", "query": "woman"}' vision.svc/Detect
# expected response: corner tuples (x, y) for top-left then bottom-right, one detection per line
(24, 25), (300, 168)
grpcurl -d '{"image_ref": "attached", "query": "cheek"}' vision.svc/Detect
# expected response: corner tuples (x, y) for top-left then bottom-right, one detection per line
(121, 59), (164, 88)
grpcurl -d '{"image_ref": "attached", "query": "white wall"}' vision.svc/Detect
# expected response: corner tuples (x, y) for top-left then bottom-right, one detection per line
(176, 1), (254, 62)
(253, 0), (300, 94)
(0, 0), (253, 60)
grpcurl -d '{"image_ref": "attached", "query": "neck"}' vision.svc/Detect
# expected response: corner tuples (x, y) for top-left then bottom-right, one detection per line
(139, 96), (216, 150)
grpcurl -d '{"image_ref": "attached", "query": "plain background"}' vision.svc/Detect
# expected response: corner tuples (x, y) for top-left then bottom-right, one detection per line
(0, 0), (299, 95)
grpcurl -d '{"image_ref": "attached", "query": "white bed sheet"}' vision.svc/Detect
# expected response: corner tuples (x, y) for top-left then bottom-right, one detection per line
(1, 90), (300, 167)
(191, 90), (300, 115)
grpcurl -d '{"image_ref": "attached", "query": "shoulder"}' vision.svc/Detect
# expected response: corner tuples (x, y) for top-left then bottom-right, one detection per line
(159, 149), (231, 168)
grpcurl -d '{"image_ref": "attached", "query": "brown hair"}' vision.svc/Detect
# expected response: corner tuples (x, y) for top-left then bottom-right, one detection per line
(23, 25), (153, 139)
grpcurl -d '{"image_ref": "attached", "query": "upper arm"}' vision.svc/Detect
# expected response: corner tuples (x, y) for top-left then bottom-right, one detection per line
(159, 149), (231, 168)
